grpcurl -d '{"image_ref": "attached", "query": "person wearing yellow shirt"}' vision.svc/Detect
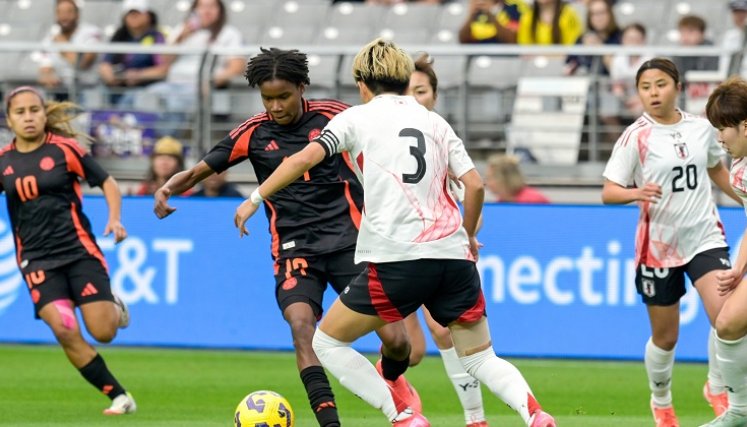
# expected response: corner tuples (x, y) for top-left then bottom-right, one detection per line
(517, 0), (582, 45)
(459, 0), (529, 44)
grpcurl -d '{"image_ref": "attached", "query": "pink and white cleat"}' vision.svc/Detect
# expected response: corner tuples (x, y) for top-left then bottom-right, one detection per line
(466, 421), (489, 427)
(529, 410), (556, 427)
(703, 381), (729, 417)
(103, 392), (136, 415)
(392, 409), (430, 426)
(376, 359), (422, 413)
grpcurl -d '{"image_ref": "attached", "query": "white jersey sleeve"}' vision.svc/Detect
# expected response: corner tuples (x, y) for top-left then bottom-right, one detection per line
(315, 110), (356, 156)
(603, 122), (642, 187)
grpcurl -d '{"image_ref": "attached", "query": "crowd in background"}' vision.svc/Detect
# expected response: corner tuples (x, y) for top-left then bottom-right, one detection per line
(15, 0), (747, 201)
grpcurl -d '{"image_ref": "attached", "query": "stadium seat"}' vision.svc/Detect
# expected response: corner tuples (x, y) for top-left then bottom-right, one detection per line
(520, 56), (568, 77)
(260, 25), (318, 46)
(270, 1), (329, 30)
(613, 0), (672, 32)
(226, 0), (276, 38)
(327, 2), (386, 35)
(79, 0), (121, 32)
(0, 52), (40, 83)
(436, 1), (469, 34)
(7, 0), (54, 27)
(381, 3), (442, 34)
(508, 77), (591, 164)
(0, 23), (44, 42)
(378, 28), (431, 45)
(307, 54), (341, 89)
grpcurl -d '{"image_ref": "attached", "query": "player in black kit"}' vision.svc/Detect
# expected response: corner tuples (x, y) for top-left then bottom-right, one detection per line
(153, 48), (418, 427)
(1, 86), (134, 415)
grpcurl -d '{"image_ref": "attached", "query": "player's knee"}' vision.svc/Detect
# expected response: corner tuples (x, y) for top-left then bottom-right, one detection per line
(312, 328), (346, 361)
(716, 311), (747, 341)
(89, 326), (117, 344)
(430, 326), (453, 348)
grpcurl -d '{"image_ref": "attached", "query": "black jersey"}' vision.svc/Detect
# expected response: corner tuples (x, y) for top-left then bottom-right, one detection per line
(0, 133), (110, 270)
(203, 99), (362, 260)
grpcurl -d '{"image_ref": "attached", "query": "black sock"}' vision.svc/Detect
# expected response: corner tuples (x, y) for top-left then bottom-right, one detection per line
(381, 352), (410, 381)
(300, 366), (340, 427)
(78, 353), (126, 400)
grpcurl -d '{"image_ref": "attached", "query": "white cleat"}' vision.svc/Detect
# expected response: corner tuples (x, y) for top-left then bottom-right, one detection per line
(699, 410), (747, 427)
(113, 294), (130, 329)
(103, 392), (137, 415)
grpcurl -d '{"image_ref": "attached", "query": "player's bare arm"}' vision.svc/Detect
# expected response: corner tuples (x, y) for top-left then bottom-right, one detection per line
(708, 161), (744, 205)
(602, 179), (662, 204)
(101, 176), (127, 243)
(154, 160), (215, 219)
(234, 143), (326, 236)
(459, 168), (484, 259)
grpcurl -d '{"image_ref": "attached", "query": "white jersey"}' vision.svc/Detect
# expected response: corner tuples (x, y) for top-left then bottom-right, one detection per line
(315, 95), (476, 264)
(729, 157), (747, 217)
(603, 110), (727, 268)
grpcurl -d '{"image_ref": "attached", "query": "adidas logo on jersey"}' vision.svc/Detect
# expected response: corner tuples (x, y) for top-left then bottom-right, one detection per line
(264, 140), (279, 151)
(2, 165), (14, 176)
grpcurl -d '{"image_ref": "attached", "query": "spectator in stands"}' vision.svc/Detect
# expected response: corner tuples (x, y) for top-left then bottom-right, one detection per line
(99, 0), (168, 107)
(609, 23), (651, 121)
(721, 0), (747, 77)
(517, 0), (582, 45)
(135, 136), (189, 196)
(146, 0), (244, 136)
(192, 171), (243, 197)
(673, 15), (719, 79)
(564, 0), (621, 75)
(37, 0), (102, 100)
(458, 0), (528, 44)
(485, 154), (549, 203)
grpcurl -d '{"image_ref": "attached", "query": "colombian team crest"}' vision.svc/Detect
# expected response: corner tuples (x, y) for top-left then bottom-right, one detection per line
(674, 143), (689, 159)
(308, 128), (321, 142)
(642, 279), (656, 298)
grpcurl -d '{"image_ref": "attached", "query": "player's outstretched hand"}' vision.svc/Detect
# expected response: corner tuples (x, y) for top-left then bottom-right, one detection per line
(234, 199), (260, 238)
(154, 187), (176, 219)
(716, 269), (742, 296)
(104, 220), (127, 244)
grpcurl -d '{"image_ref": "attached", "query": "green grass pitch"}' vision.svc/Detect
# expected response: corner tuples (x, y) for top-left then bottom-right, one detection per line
(0, 344), (719, 426)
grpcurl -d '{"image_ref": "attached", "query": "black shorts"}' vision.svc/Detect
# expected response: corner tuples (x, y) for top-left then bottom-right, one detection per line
(340, 258), (486, 327)
(635, 247), (731, 306)
(274, 248), (365, 318)
(23, 256), (113, 318)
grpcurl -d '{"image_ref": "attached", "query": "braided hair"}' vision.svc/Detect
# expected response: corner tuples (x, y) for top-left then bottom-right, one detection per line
(243, 47), (310, 88)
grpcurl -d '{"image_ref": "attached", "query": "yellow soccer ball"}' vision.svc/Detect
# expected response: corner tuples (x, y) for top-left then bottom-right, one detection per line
(234, 390), (294, 427)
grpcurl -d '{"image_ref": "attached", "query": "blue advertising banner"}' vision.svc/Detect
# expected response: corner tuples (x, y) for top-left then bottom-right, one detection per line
(0, 197), (743, 361)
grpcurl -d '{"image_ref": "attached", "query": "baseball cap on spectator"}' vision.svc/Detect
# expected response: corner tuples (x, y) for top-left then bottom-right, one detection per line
(122, 0), (150, 13)
(730, 0), (747, 11)
(153, 136), (183, 158)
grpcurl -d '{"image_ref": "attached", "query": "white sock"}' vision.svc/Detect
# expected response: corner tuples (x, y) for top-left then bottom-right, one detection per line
(312, 329), (398, 421)
(716, 333), (747, 415)
(645, 337), (675, 407)
(460, 347), (537, 423)
(708, 327), (726, 394)
(440, 347), (486, 424)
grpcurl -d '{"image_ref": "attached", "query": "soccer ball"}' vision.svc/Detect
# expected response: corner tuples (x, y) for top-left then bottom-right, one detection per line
(234, 390), (294, 427)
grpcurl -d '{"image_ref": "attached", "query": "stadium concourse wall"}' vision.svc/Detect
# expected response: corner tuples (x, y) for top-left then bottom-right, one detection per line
(0, 197), (742, 363)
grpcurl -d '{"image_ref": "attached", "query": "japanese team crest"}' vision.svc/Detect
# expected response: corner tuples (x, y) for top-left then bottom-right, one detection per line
(674, 143), (689, 159)
(642, 279), (656, 297)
